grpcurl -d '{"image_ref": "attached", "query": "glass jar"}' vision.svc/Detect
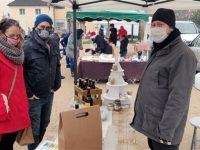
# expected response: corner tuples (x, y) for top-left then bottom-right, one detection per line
(114, 99), (121, 111)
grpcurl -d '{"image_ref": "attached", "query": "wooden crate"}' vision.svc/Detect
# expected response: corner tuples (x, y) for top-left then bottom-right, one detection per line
(74, 85), (102, 106)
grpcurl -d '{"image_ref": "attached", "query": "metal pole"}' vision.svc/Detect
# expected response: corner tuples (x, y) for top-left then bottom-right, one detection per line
(131, 24), (134, 43)
(73, 2), (77, 85)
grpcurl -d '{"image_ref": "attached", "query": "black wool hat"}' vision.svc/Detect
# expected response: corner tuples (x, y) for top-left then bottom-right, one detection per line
(152, 8), (176, 28)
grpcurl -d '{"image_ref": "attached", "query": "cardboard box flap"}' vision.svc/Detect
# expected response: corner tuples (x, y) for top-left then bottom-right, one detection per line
(58, 105), (102, 150)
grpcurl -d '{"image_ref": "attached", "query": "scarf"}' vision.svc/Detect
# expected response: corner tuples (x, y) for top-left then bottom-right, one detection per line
(0, 37), (24, 65)
(151, 27), (181, 57)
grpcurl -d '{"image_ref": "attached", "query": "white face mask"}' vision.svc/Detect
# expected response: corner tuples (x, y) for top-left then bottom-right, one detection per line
(151, 27), (168, 43)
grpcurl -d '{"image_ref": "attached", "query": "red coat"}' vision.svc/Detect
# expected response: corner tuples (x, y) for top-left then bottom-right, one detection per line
(117, 26), (128, 37)
(0, 51), (30, 134)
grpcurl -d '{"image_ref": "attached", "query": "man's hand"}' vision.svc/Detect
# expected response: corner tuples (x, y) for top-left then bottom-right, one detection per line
(51, 89), (55, 93)
(29, 95), (39, 100)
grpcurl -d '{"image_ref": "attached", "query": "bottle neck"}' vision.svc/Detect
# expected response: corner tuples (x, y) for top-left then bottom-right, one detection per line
(87, 89), (91, 97)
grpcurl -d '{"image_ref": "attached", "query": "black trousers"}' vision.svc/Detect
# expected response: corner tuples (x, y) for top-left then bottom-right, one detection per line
(0, 132), (18, 150)
(148, 138), (180, 150)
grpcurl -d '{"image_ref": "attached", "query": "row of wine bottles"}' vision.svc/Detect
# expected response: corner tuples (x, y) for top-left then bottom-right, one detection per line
(78, 77), (96, 90)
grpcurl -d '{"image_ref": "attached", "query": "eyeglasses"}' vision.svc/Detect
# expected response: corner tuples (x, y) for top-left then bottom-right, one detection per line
(37, 25), (52, 31)
(4, 33), (20, 40)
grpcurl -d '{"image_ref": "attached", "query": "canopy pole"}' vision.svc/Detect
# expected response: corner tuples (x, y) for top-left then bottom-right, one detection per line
(73, 1), (79, 85)
(131, 24), (134, 43)
(106, 20), (110, 38)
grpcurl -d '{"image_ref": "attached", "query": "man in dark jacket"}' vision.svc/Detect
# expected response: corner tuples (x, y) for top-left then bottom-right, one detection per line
(23, 14), (61, 150)
(50, 30), (65, 79)
(90, 32), (112, 54)
(98, 24), (104, 37)
(120, 34), (129, 57)
(109, 23), (117, 46)
(60, 34), (70, 68)
(130, 8), (197, 150)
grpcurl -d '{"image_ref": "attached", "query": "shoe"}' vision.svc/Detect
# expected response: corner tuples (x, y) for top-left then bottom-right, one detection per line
(61, 76), (65, 79)
(71, 73), (74, 77)
(135, 79), (140, 83)
(66, 64), (70, 68)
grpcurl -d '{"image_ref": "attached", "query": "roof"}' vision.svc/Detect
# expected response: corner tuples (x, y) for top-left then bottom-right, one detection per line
(8, 0), (48, 6)
(66, 11), (149, 22)
(42, 0), (200, 11)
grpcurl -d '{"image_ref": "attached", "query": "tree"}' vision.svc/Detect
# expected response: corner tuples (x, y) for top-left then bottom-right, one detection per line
(190, 10), (200, 26)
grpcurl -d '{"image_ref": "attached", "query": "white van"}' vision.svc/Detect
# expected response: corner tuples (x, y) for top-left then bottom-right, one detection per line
(175, 21), (199, 45)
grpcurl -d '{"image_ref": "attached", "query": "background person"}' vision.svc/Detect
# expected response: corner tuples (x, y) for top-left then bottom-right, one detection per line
(66, 29), (84, 77)
(98, 24), (104, 37)
(0, 18), (30, 150)
(130, 8), (197, 150)
(90, 31), (112, 54)
(117, 26), (128, 38)
(119, 34), (129, 57)
(60, 33), (70, 68)
(23, 14), (61, 150)
(50, 30), (65, 79)
(109, 23), (117, 46)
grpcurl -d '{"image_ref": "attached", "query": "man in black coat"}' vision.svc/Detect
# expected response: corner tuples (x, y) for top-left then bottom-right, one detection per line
(90, 32), (112, 54)
(23, 14), (61, 150)
(109, 23), (117, 46)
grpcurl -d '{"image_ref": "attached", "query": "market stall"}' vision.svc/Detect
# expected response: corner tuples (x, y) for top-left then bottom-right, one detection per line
(78, 61), (147, 80)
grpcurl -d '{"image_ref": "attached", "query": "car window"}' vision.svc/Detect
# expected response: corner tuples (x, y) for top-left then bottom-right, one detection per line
(196, 36), (200, 47)
(176, 23), (198, 34)
(190, 35), (200, 46)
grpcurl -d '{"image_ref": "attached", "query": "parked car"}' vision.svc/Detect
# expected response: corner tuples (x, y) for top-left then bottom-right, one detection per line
(176, 21), (199, 45)
(188, 34), (200, 71)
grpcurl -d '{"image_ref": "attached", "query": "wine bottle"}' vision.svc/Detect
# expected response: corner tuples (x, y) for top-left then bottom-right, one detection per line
(85, 87), (93, 107)
(88, 79), (92, 88)
(78, 78), (82, 88)
(91, 80), (95, 89)
(85, 77), (89, 85)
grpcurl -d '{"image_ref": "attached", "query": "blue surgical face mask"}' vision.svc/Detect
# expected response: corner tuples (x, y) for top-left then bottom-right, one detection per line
(36, 28), (50, 40)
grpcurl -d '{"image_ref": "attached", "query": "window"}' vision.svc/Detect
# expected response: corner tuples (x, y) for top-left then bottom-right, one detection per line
(196, 36), (200, 47)
(19, 9), (25, 15)
(35, 9), (41, 15)
(190, 35), (200, 47)
(176, 23), (198, 34)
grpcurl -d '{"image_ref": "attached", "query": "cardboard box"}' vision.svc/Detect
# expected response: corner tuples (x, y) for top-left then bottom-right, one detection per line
(74, 85), (102, 106)
(58, 105), (102, 150)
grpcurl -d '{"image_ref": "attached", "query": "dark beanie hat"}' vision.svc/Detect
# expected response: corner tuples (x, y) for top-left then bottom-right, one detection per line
(34, 14), (53, 27)
(152, 8), (175, 28)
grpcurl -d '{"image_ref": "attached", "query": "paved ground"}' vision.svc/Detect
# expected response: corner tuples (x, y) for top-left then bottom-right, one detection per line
(14, 44), (200, 150)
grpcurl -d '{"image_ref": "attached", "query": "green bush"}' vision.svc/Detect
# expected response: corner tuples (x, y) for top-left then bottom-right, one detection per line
(83, 40), (93, 44)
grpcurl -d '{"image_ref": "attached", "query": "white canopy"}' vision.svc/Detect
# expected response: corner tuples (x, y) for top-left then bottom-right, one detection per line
(43, 0), (200, 12)
(42, 0), (200, 84)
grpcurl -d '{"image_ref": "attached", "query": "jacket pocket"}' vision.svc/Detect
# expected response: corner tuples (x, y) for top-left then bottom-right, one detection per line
(149, 70), (159, 88)
(0, 94), (9, 122)
(142, 105), (163, 136)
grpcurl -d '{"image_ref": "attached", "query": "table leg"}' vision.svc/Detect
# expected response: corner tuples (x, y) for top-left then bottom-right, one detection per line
(191, 127), (197, 150)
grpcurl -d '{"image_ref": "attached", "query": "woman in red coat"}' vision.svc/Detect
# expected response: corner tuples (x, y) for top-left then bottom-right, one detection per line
(0, 18), (31, 150)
